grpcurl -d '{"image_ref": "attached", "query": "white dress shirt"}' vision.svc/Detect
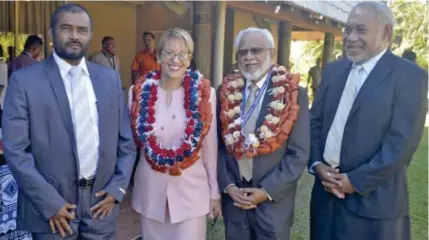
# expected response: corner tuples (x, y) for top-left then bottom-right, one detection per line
(310, 49), (387, 172)
(53, 52), (99, 179)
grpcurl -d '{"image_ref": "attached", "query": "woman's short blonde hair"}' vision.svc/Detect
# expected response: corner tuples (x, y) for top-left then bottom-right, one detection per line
(157, 28), (194, 59)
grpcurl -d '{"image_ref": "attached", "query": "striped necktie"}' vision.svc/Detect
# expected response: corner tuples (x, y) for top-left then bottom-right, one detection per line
(239, 83), (259, 181)
(323, 65), (364, 168)
(68, 67), (98, 179)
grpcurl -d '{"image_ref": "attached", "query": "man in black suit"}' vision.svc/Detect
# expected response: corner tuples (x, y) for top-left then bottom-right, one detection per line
(309, 2), (428, 240)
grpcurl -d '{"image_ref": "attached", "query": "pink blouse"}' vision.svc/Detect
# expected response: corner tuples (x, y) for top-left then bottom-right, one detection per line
(131, 86), (220, 224)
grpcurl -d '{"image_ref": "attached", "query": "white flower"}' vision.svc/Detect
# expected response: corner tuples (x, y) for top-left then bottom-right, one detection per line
(275, 102), (285, 111)
(237, 79), (245, 87)
(233, 131), (241, 139)
(260, 129), (275, 139)
(273, 86), (285, 95)
(270, 101), (280, 109)
(228, 122), (236, 129)
(235, 92), (243, 100)
(234, 106), (241, 114)
(225, 134), (235, 145)
(272, 66), (279, 72)
(228, 81), (238, 88)
(271, 116), (280, 124)
(278, 75), (286, 81)
(272, 75), (280, 83)
(227, 110), (235, 118)
(260, 125), (269, 133)
(265, 130), (274, 138)
(228, 94), (235, 102)
(265, 114), (274, 122)
(252, 141), (260, 148)
(278, 66), (286, 72)
(233, 118), (242, 126)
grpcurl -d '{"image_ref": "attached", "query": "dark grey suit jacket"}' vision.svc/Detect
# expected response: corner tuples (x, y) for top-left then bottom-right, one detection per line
(2, 56), (136, 232)
(217, 79), (310, 236)
(309, 51), (428, 219)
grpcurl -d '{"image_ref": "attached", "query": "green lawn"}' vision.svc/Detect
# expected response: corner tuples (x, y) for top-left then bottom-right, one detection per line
(207, 128), (428, 240)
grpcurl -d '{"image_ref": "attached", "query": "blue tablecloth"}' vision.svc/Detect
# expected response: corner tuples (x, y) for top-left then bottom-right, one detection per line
(0, 165), (31, 239)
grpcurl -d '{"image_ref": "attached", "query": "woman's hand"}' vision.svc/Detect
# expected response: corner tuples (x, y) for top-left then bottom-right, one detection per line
(209, 198), (222, 220)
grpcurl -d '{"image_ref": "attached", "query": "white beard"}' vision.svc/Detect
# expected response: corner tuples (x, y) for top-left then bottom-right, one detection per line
(240, 57), (272, 82)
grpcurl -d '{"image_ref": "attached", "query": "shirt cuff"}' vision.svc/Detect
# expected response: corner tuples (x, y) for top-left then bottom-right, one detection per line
(309, 161), (323, 174)
(224, 184), (235, 193)
(261, 188), (273, 201)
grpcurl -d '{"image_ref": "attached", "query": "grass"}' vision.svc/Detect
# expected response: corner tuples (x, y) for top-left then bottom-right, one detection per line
(207, 128), (428, 240)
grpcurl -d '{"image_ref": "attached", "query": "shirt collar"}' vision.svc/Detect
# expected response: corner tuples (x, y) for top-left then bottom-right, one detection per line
(354, 48), (387, 74)
(53, 51), (89, 77)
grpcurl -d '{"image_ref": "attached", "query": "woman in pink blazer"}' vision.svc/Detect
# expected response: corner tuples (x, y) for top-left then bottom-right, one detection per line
(130, 28), (221, 240)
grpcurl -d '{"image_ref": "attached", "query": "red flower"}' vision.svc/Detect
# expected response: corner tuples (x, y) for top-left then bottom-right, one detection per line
(160, 149), (168, 156)
(150, 96), (158, 102)
(184, 96), (190, 104)
(167, 150), (175, 158)
(188, 119), (195, 126)
(145, 125), (153, 132)
(147, 115), (155, 124)
(184, 142), (192, 151)
(184, 102), (190, 109)
(150, 87), (157, 95)
(185, 127), (194, 136)
(148, 135), (156, 143)
(153, 147), (161, 155)
(148, 107), (155, 115)
(148, 138), (157, 147)
(176, 147), (184, 156)
(186, 110), (192, 118)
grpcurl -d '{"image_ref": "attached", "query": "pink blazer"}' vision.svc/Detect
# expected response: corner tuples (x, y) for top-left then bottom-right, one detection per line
(131, 86), (220, 224)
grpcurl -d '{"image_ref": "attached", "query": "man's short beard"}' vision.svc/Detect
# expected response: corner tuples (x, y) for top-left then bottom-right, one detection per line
(240, 57), (272, 82)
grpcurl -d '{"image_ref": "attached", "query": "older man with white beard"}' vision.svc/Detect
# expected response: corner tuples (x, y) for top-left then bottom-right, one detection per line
(217, 27), (310, 240)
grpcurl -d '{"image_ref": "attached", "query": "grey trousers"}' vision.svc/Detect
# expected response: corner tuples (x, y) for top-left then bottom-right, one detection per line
(32, 186), (118, 240)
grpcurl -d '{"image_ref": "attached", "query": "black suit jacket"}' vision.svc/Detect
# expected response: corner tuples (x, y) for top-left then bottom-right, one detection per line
(309, 51), (428, 219)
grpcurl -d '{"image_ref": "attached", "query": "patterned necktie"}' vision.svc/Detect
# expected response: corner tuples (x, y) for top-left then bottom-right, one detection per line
(68, 67), (98, 179)
(323, 65), (364, 168)
(239, 83), (259, 181)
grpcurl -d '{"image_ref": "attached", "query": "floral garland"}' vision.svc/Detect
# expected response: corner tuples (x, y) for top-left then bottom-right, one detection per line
(219, 65), (300, 160)
(130, 69), (212, 176)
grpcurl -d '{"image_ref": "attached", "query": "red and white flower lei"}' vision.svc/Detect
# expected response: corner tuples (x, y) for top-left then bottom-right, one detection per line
(130, 69), (212, 176)
(219, 65), (300, 160)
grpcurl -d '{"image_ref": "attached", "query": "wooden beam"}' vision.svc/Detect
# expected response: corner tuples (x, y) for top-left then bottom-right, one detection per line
(226, 1), (343, 36)
(292, 31), (343, 41)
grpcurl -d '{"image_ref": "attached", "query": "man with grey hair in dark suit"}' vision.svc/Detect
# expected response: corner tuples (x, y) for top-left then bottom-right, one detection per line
(217, 27), (310, 240)
(309, 2), (427, 240)
(3, 3), (136, 239)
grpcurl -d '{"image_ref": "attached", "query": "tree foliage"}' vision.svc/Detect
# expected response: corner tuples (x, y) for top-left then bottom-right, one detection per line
(390, 0), (428, 69)
(299, 0), (428, 70)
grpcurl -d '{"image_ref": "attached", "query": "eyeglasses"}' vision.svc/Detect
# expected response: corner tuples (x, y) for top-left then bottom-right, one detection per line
(236, 47), (271, 58)
(162, 50), (190, 61)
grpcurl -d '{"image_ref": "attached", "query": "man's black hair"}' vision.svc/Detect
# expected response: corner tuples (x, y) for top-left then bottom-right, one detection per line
(102, 36), (114, 45)
(50, 3), (92, 29)
(24, 35), (43, 50)
(143, 31), (155, 40)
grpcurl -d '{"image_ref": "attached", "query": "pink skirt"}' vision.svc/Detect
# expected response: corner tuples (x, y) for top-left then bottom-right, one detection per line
(140, 214), (207, 240)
